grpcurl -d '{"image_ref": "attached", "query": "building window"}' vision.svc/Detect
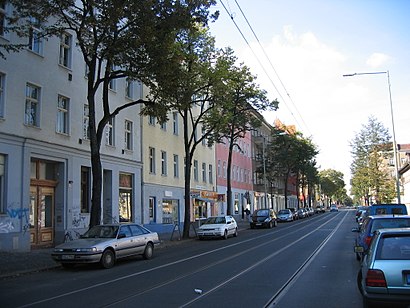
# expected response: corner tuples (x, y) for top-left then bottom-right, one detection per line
(148, 115), (155, 126)
(25, 83), (40, 127)
(208, 164), (213, 184)
(59, 32), (72, 68)
(119, 173), (133, 222)
(172, 112), (178, 135)
(105, 117), (114, 146)
(0, 154), (5, 214)
(193, 160), (198, 181)
(149, 147), (155, 174)
(80, 166), (90, 213)
(0, 2), (7, 38)
(162, 199), (178, 224)
(160, 121), (166, 131)
(161, 151), (167, 176)
(28, 17), (43, 55)
(202, 163), (206, 182)
(223, 162), (227, 178)
(201, 127), (206, 146)
(124, 120), (133, 150)
(82, 104), (90, 140)
(125, 78), (134, 99)
(149, 197), (155, 222)
(0, 72), (4, 118)
(217, 160), (221, 177)
(173, 154), (179, 178)
(56, 95), (69, 134)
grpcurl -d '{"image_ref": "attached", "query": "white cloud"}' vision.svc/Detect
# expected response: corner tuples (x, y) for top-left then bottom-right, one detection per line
(366, 53), (390, 68)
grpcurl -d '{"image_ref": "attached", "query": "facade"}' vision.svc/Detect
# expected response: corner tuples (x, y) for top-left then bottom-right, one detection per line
(0, 15), (143, 251)
(216, 132), (254, 218)
(141, 104), (217, 234)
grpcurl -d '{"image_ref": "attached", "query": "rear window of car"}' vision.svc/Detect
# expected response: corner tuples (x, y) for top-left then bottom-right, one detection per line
(370, 219), (410, 233)
(376, 235), (410, 260)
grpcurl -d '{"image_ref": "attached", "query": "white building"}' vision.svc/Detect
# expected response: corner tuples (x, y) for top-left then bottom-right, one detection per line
(0, 9), (143, 251)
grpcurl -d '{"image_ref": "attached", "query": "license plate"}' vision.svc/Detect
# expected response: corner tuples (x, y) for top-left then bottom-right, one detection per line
(354, 246), (364, 253)
(62, 255), (74, 260)
(256, 223), (262, 226)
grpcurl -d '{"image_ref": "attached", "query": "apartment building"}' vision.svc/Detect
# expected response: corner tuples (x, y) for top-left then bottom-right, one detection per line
(0, 15), (143, 251)
(216, 131), (254, 217)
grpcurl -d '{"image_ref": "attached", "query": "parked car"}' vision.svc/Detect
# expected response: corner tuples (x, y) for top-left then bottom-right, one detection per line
(289, 207), (299, 220)
(197, 215), (238, 240)
(361, 204), (407, 221)
(307, 207), (315, 216)
(250, 209), (278, 229)
(330, 204), (338, 212)
(297, 208), (307, 219)
(277, 209), (294, 222)
(51, 223), (160, 269)
(315, 206), (325, 214)
(357, 228), (410, 307)
(352, 215), (410, 260)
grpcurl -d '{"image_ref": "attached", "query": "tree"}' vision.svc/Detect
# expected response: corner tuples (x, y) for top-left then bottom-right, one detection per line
(207, 50), (278, 215)
(265, 128), (318, 209)
(141, 26), (238, 238)
(5, 0), (217, 227)
(350, 116), (395, 205)
(319, 169), (347, 205)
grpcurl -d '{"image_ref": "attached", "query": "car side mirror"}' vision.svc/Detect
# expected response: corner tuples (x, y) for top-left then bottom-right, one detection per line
(117, 233), (126, 239)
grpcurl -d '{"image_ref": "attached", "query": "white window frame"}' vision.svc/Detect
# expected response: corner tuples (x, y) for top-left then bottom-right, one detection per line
(124, 120), (133, 151)
(105, 117), (115, 146)
(83, 104), (90, 140)
(25, 83), (40, 127)
(161, 151), (167, 176)
(173, 154), (179, 178)
(202, 162), (206, 182)
(149, 147), (155, 174)
(125, 78), (134, 99)
(59, 32), (72, 68)
(28, 17), (43, 55)
(0, 72), (4, 118)
(208, 164), (213, 184)
(172, 112), (178, 135)
(56, 95), (69, 134)
(193, 160), (198, 181)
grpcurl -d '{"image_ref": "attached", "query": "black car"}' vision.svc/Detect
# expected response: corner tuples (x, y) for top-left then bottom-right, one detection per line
(250, 209), (278, 229)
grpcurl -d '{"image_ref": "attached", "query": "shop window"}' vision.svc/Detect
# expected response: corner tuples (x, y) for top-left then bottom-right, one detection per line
(162, 199), (178, 224)
(149, 197), (155, 222)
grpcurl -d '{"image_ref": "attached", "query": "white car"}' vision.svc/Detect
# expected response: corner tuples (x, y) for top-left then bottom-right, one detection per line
(197, 216), (238, 240)
(277, 209), (294, 222)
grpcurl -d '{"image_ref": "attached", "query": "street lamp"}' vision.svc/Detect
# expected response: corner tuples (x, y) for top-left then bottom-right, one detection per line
(343, 71), (401, 203)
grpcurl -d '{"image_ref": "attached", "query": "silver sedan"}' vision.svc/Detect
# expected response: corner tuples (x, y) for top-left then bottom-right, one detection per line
(357, 228), (410, 307)
(51, 223), (160, 269)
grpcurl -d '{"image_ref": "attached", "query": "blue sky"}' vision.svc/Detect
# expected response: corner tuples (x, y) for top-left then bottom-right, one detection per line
(208, 0), (410, 191)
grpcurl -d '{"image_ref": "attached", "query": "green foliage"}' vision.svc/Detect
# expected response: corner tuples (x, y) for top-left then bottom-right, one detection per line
(4, 0), (217, 227)
(319, 169), (347, 204)
(350, 116), (396, 205)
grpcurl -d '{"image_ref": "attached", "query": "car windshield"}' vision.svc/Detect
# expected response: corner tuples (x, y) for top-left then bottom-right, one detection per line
(256, 210), (269, 216)
(370, 219), (410, 233)
(82, 226), (119, 238)
(204, 217), (226, 224)
(376, 235), (410, 260)
(278, 210), (289, 214)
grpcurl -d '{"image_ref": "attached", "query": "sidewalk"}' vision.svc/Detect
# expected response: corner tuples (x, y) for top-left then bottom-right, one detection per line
(0, 219), (249, 279)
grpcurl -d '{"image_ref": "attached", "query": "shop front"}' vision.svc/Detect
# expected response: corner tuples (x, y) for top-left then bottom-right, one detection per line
(191, 190), (219, 221)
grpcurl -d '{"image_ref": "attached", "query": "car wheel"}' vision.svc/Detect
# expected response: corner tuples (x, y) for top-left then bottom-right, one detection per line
(61, 263), (75, 269)
(143, 243), (154, 260)
(223, 230), (228, 240)
(233, 228), (238, 237)
(101, 249), (115, 269)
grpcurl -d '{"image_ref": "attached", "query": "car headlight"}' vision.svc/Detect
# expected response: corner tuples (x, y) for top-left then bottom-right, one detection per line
(264, 218), (270, 222)
(75, 247), (98, 252)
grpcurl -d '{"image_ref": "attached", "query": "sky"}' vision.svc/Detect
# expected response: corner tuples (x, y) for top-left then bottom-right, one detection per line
(208, 0), (410, 193)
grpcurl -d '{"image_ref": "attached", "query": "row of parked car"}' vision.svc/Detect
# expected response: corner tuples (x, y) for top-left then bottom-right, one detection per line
(351, 203), (410, 307)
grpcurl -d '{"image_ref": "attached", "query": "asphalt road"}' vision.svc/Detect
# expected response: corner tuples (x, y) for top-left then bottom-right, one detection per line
(0, 210), (363, 308)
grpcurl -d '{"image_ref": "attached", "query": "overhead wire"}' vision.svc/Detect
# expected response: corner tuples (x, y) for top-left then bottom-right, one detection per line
(219, 0), (312, 136)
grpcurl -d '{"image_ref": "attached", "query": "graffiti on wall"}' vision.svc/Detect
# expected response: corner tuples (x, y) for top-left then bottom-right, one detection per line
(0, 203), (30, 233)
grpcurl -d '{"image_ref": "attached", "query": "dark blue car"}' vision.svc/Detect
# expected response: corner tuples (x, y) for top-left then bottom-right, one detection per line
(352, 215), (410, 260)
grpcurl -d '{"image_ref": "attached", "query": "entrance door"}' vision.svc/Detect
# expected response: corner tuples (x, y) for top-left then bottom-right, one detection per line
(30, 186), (54, 247)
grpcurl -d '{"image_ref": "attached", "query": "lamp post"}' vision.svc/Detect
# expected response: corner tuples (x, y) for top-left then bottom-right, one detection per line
(343, 71), (401, 203)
